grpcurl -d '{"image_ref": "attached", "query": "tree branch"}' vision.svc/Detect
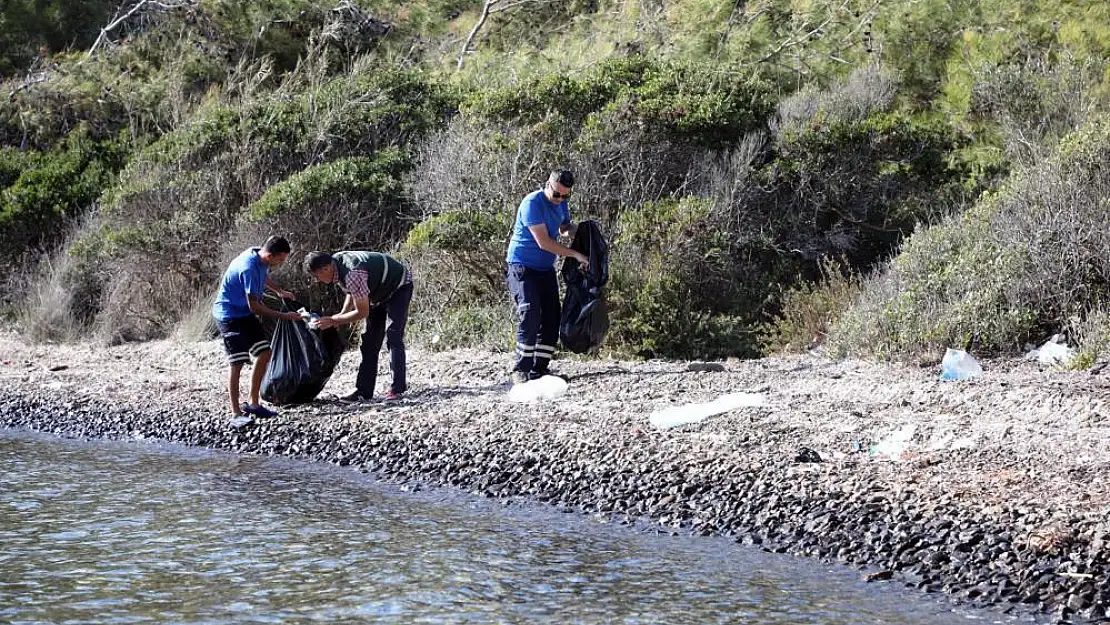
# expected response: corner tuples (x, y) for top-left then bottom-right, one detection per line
(87, 0), (195, 58)
(755, 0), (853, 65)
(457, 0), (552, 70)
(8, 72), (49, 102)
(458, 0), (496, 70)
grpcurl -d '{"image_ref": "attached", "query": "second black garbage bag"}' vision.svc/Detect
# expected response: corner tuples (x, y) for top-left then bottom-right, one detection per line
(559, 220), (610, 354)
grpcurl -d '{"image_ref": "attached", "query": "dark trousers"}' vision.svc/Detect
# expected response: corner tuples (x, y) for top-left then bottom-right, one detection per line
(356, 281), (413, 397)
(507, 264), (560, 375)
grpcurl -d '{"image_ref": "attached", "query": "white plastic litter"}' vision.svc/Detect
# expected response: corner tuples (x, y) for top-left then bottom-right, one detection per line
(506, 375), (568, 403)
(940, 348), (982, 381)
(1025, 335), (1075, 366)
(925, 432), (977, 452)
(649, 393), (765, 429)
(298, 307), (322, 330)
(869, 424), (917, 460)
(230, 415), (254, 430)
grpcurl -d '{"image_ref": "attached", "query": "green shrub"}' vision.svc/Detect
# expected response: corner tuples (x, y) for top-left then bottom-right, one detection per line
(770, 110), (970, 264)
(399, 206), (512, 354)
(0, 147), (36, 189)
(247, 150), (410, 257)
(250, 150), (406, 219)
(407, 302), (514, 353)
(829, 114), (1110, 359)
(0, 37), (203, 149)
(465, 56), (651, 126)
(0, 0), (118, 75)
(116, 105), (239, 172)
(0, 129), (130, 265)
(310, 68), (461, 158)
(607, 196), (755, 359)
(965, 51), (1105, 166)
(404, 208), (508, 291)
(611, 272), (753, 359)
(465, 57), (773, 147)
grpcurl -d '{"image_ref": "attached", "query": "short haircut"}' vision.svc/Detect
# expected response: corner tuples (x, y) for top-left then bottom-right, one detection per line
(303, 251), (334, 274)
(262, 235), (291, 255)
(549, 169), (575, 188)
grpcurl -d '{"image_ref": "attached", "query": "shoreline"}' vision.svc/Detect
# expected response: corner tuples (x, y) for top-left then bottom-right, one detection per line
(2, 333), (1108, 622)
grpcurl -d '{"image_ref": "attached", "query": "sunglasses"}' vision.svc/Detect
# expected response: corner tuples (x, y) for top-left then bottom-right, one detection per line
(548, 183), (572, 200)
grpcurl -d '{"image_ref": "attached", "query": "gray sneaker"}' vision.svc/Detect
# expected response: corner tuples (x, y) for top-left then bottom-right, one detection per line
(339, 391), (371, 403)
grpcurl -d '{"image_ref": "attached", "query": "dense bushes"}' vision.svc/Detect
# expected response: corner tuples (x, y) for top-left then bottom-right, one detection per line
(0, 129), (131, 274)
(829, 115), (1110, 359)
(19, 58), (456, 342)
(403, 64), (971, 358)
(466, 56), (775, 148)
(247, 150), (411, 308)
(5, 0), (1110, 361)
(0, 1), (118, 76)
(607, 197), (753, 359)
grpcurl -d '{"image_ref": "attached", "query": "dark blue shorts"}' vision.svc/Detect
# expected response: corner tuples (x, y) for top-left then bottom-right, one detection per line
(215, 315), (270, 366)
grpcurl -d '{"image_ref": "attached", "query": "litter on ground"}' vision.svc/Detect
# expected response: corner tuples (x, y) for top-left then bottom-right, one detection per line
(506, 375), (569, 403)
(649, 392), (766, 429)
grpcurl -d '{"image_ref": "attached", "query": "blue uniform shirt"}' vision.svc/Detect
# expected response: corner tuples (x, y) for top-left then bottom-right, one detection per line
(506, 190), (571, 270)
(212, 248), (268, 322)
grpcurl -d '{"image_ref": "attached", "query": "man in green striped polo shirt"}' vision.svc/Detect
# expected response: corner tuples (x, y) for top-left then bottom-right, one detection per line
(304, 250), (413, 402)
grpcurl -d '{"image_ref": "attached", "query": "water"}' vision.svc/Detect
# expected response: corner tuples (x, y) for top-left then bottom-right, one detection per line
(0, 430), (1030, 625)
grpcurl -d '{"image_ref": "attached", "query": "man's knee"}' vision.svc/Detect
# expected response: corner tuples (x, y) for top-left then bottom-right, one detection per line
(386, 330), (404, 349)
(359, 337), (374, 355)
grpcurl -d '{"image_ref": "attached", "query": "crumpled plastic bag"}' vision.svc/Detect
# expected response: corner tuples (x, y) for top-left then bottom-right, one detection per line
(869, 424), (917, 460)
(1024, 335), (1076, 366)
(940, 348), (982, 381)
(649, 393), (765, 429)
(506, 375), (568, 403)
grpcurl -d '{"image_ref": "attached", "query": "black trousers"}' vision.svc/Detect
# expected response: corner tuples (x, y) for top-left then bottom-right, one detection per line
(506, 264), (559, 374)
(355, 281), (413, 397)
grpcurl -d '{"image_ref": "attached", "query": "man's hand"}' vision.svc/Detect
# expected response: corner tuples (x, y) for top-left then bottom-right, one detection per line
(281, 311), (302, 321)
(314, 316), (339, 330)
(573, 252), (590, 271)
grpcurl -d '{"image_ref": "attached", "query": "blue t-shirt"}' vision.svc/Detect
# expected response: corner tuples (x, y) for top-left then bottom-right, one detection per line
(506, 190), (571, 270)
(212, 248), (268, 322)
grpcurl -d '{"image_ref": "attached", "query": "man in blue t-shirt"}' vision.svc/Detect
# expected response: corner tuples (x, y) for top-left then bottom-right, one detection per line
(505, 170), (590, 384)
(212, 235), (301, 425)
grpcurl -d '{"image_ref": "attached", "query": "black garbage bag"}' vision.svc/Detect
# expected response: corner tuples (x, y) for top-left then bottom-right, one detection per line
(261, 302), (346, 405)
(560, 220), (610, 354)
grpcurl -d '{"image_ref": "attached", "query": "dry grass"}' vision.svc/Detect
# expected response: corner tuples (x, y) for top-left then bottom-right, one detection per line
(760, 259), (863, 354)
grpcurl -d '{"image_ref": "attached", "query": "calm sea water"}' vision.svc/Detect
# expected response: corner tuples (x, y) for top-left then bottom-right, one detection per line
(0, 430), (1034, 625)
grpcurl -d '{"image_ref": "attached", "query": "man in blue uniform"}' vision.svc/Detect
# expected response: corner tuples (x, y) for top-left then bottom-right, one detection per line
(506, 170), (589, 384)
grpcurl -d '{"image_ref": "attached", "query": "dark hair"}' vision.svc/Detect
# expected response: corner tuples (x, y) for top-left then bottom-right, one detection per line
(303, 251), (334, 274)
(549, 169), (575, 188)
(262, 235), (291, 255)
